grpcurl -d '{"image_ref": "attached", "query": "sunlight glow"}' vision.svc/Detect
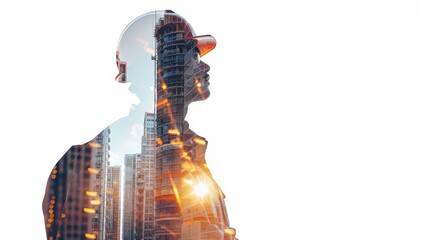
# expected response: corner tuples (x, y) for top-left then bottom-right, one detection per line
(194, 183), (209, 197)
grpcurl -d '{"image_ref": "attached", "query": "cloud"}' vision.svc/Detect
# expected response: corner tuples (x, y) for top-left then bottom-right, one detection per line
(131, 123), (144, 138)
(136, 38), (155, 56)
(109, 151), (122, 166)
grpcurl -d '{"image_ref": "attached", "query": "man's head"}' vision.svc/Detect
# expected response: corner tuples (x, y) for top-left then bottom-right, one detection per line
(186, 35), (216, 102)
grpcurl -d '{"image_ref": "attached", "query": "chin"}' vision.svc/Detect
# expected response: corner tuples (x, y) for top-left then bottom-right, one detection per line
(203, 89), (210, 99)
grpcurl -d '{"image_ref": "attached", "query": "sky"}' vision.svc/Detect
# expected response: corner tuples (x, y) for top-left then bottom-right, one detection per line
(5, 1), (429, 240)
(110, 12), (157, 166)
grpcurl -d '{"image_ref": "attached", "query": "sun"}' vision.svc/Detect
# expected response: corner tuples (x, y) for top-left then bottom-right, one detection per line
(194, 183), (209, 197)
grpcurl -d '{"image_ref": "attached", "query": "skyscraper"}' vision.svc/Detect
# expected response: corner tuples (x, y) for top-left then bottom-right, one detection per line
(154, 12), (192, 239)
(138, 112), (156, 240)
(123, 153), (140, 240)
(105, 165), (121, 240)
(92, 128), (111, 240)
(122, 113), (155, 240)
(154, 11), (236, 240)
(43, 128), (110, 240)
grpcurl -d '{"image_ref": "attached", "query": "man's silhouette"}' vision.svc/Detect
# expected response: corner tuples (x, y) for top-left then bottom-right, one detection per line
(43, 10), (236, 240)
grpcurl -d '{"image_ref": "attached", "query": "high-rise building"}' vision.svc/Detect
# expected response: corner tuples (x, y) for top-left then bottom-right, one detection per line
(43, 129), (110, 240)
(123, 153), (140, 240)
(92, 128), (111, 239)
(154, 11), (236, 240)
(122, 113), (155, 240)
(139, 112), (156, 240)
(136, 160), (145, 240)
(154, 12), (193, 239)
(105, 166), (122, 240)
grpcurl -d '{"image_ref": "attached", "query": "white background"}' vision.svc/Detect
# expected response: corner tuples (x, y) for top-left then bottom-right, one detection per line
(4, 0), (429, 239)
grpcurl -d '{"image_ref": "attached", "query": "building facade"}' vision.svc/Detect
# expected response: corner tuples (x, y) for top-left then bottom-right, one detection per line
(123, 153), (140, 240)
(43, 128), (110, 240)
(106, 166), (121, 240)
(154, 12), (193, 240)
(139, 112), (156, 240)
(154, 11), (236, 240)
(92, 128), (111, 239)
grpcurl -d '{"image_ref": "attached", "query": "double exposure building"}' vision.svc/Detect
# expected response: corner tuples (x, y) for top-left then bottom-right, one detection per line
(138, 112), (156, 240)
(43, 128), (110, 240)
(154, 12), (190, 240)
(123, 113), (156, 240)
(123, 153), (140, 240)
(154, 11), (236, 240)
(92, 128), (111, 240)
(105, 166), (121, 240)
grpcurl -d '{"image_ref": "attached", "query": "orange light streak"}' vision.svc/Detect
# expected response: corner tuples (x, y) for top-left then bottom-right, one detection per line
(165, 101), (177, 127)
(224, 228), (236, 235)
(87, 168), (99, 175)
(168, 128), (180, 136)
(195, 79), (205, 99)
(90, 199), (101, 206)
(161, 225), (177, 237)
(170, 138), (183, 148)
(85, 191), (98, 197)
(183, 179), (193, 185)
(169, 174), (183, 215)
(83, 208), (96, 214)
(193, 137), (206, 146)
(182, 161), (195, 172)
(84, 233), (97, 239)
(157, 99), (168, 108)
(181, 154), (191, 161)
(88, 142), (101, 149)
